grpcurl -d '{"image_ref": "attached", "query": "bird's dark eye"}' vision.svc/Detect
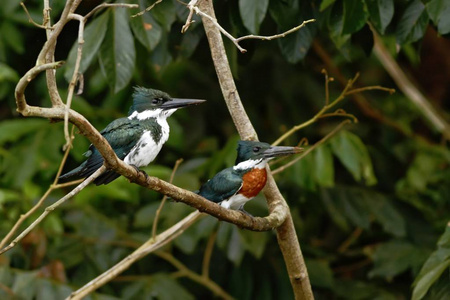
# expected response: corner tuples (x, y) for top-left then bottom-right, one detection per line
(152, 97), (163, 105)
(253, 146), (261, 153)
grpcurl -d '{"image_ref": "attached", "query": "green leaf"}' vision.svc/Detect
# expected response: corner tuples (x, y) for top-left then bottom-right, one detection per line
(150, 34), (173, 70)
(269, 0), (300, 29)
(314, 144), (335, 187)
(228, 226), (246, 266)
(0, 62), (19, 82)
(334, 279), (397, 299)
(342, 0), (369, 34)
(64, 12), (109, 82)
(124, 274), (194, 300)
(364, 192), (406, 237)
(278, 25), (314, 64)
(130, 12), (162, 51)
(426, 0), (450, 35)
(396, 0), (429, 44)
(99, 8), (136, 93)
(239, 230), (269, 259)
(369, 240), (428, 280)
(306, 259), (335, 288)
(239, 0), (269, 34)
(152, 0), (176, 32)
(366, 0), (394, 34)
(320, 0), (336, 12)
(0, 119), (47, 144)
(1, 21), (24, 54)
(12, 271), (38, 299)
(291, 151), (316, 191)
(179, 26), (204, 58)
(412, 223), (450, 300)
(331, 130), (377, 185)
(133, 203), (158, 228)
(321, 188), (350, 231)
(339, 188), (371, 229)
(150, 274), (195, 300)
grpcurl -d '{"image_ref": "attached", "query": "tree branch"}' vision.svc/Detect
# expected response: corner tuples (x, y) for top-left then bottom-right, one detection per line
(155, 251), (233, 300)
(182, 0), (315, 53)
(197, 0), (313, 298)
(67, 211), (203, 300)
(372, 27), (450, 140)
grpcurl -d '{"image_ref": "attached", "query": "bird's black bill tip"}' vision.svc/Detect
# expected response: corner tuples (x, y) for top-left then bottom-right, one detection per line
(263, 146), (303, 158)
(162, 98), (206, 110)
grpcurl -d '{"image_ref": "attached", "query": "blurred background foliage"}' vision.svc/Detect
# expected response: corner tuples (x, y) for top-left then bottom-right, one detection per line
(1, 0), (450, 299)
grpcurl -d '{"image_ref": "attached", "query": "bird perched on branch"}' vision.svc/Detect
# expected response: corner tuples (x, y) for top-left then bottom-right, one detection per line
(60, 87), (205, 185)
(198, 140), (302, 214)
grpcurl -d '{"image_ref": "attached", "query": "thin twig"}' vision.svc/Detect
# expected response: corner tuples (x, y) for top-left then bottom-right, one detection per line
(155, 250), (233, 300)
(63, 3), (138, 149)
(337, 227), (363, 253)
(21, 2), (50, 29)
(132, 0), (162, 18)
(235, 19), (316, 43)
(0, 166), (106, 255)
(272, 120), (351, 175)
(0, 126), (76, 250)
(201, 227), (218, 278)
(152, 158), (184, 239)
(182, 1), (315, 53)
(345, 86), (395, 96)
(371, 25), (450, 140)
(198, 1), (313, 298)
(272, 73), (394, 146)
(322, 69), (332, 106)
(312, 40), (410, 137)
(67, 211), (204, 300)
(181, 0), (199, 33)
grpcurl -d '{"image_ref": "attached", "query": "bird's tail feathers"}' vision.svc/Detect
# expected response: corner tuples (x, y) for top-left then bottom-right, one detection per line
(59, 161), (87, 180)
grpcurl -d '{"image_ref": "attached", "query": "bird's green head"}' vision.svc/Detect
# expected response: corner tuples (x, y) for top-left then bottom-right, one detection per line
(128, 87), (205, 120)
(234, 140), (302, 169)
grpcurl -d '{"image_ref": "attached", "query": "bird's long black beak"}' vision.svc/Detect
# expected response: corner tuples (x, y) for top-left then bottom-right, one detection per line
(161, 98), (206, 110)
(262, 146), (303, 158)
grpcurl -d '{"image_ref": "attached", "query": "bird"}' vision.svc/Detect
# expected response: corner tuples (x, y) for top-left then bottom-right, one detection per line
(59, 87), (205, 185)
(198, 140), (302, 214)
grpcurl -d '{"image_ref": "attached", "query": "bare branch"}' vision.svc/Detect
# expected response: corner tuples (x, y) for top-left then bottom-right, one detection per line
(182, 1), (315, 53)
(202, 227), (218, 278)
(181, 0), (199, 33)
(63, 2), (138, 148)
(132, 0), (162, 18)
(68, 211), (203, 300)
(272, 120), (352, 175)
(155, 251), (233, 300)
(20, 2), (51, 29)
(372, 27), (450, 140)
(235, 19), (316, 43)
(152, 158), (184, 239)
(198, 0), (313, 298)
(15, 61), (65, 112)
(272, 72), (394, 146)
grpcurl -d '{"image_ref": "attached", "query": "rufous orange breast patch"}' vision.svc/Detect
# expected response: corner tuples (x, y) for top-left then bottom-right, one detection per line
(240, 168), (267, 198)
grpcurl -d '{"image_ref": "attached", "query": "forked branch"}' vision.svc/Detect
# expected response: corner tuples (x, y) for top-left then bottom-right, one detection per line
(182, 0), (315, 53)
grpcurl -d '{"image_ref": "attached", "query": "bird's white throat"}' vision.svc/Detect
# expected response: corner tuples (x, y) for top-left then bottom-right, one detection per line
(128, 108), (177, 120)
(233, 159), (266, 171)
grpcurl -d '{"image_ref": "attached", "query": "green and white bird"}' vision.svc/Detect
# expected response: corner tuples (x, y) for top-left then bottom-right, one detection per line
(60, 87), (205, 185)
(198, 141), (302, 213)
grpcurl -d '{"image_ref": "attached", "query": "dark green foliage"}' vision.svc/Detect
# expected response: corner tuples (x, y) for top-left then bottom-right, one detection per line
(1, 0), (449, 299)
